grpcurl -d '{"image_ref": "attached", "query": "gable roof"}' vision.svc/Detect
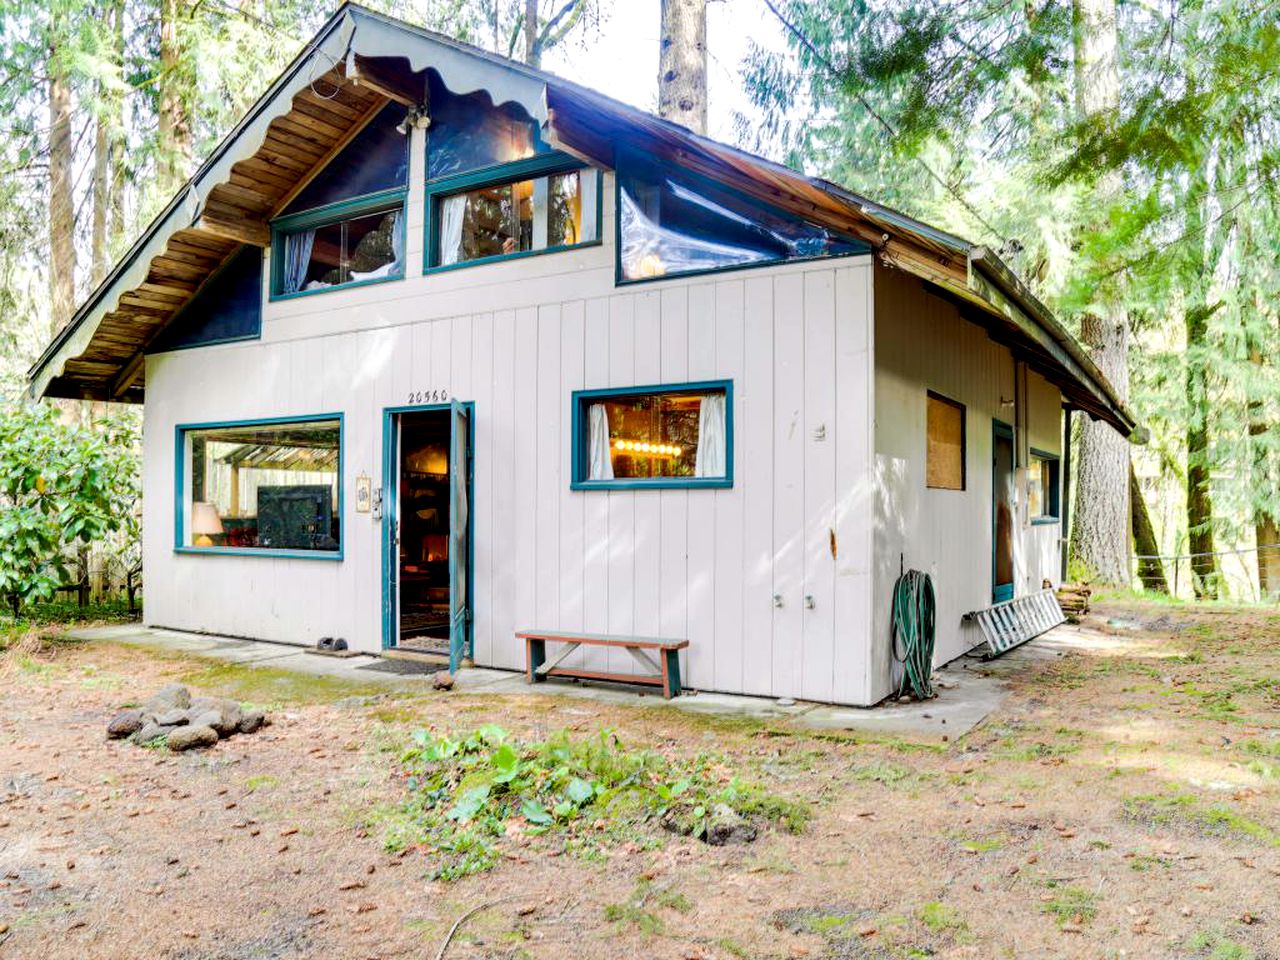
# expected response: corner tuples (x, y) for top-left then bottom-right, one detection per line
(27, 3), (1138, 438)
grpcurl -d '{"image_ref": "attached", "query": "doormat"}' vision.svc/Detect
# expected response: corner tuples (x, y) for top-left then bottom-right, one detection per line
(356, 658), (442, 676)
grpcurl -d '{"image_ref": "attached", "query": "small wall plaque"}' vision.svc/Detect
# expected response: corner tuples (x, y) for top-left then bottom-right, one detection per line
(355, 473), (372, 514)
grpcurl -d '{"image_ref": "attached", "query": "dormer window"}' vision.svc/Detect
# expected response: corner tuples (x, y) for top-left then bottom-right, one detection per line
(427, 159), (600, 270)
(270, 190), (406, 299)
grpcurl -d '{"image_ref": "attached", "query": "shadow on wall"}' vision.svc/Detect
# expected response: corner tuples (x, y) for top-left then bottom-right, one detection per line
(874, 453), (912, 699)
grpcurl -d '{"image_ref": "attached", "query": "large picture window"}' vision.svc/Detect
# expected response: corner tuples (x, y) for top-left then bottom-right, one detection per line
(271, 192), (405, 299)
(428, 159), (600, 270)
(572, 382), (732, 490)
(176, 416), (342, 557)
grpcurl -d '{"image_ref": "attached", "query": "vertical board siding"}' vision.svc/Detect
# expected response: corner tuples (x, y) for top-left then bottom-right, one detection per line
(142, 232), (877, 701)
(801, 270), (837, 703)
(740, 275), (776, 696)
(870, 266), (1064, 703)
(771, 272), (806, 698)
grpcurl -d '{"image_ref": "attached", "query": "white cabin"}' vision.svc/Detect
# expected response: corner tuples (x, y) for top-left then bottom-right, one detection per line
(29, 5), (1135, 706)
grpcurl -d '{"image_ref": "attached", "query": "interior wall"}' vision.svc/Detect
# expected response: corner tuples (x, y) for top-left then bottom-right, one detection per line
(142, 168), (879, 704)
(870, 266), (1063, 703)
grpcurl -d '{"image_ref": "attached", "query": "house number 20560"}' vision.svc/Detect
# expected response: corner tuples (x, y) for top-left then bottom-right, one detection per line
(408, 389), (450, 404)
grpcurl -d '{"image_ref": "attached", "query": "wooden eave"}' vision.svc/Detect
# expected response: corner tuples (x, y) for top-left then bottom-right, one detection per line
(31, 2), (1136, 440)
(37, 68), (388, 403)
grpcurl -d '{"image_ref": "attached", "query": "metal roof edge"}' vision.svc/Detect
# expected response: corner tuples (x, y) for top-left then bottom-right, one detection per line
(968, 246), (1141, 440)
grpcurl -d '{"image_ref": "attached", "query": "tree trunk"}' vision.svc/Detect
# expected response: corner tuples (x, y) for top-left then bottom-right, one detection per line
(159, 0), (193, 189)
(92, 0), (126, 285)
(47, 18), (76, 336)
(1067, 0), (1130, 586)
(524, 0), (540, 66)
(1257, 517), (1280, 601)
(1185, 302), (1219, 599)
(659, 0), (707, 135)
(1129, 464), (1168, 593)
(1246, 338), (1280, 600)
(1071, 314), (1131, 584)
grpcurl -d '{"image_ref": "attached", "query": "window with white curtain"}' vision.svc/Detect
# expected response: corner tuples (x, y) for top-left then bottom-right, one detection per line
(571, 382), (733, 489)
(427, 158), (601, 271)
(272, 195), (405, 298)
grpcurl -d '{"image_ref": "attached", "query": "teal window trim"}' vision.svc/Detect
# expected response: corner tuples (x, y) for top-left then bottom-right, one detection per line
(268, 188), (407, 302)
(423, 154), (603, 274)
(612, 148), (869, 287)
(570, 380), (734, 491)
(1029, 446), (1062, 524)
(173, 412), (345, 561)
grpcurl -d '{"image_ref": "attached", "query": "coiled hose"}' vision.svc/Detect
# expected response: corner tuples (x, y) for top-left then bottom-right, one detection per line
(892, 569), (936, 700)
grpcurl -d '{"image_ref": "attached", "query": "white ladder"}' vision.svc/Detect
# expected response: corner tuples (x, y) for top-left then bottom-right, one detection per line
(965, 588), (1066, 657)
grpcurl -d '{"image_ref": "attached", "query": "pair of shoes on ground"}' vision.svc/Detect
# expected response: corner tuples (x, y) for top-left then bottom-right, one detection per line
(317, 636), (348, 651)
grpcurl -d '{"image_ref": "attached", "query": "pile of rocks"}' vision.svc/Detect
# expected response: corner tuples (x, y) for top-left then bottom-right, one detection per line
(105, 683), (268, 752)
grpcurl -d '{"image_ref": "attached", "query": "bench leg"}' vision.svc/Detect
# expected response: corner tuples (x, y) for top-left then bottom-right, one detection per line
(662, 648), (682, 699)
(526, 638), (546, 683)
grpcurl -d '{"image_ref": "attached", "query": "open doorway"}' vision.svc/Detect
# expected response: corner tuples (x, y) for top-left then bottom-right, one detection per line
(383, 403), (472, 667)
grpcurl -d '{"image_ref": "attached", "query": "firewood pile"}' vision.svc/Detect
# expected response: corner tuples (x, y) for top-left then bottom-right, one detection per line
(1055, 583), (1092, 622)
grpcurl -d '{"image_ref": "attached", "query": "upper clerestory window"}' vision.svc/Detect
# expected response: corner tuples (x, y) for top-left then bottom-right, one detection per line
(616, 154), (867, 282)
(427, 159), (601, 270)
(271, 191), (406, 299)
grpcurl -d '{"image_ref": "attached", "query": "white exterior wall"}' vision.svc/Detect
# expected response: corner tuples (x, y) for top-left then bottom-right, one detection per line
(142, 163), (878, 704)
(870, 267), (1064, 702)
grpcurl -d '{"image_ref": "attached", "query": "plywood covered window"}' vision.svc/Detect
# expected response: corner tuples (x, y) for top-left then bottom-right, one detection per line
(572, 382), (732, 490)
(926, 392), (965, 490)
(176, 416), (342, 557)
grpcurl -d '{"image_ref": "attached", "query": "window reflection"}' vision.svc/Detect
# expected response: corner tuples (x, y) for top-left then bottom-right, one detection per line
(184, 419), (341, 552)
(436, 170), (591, 267)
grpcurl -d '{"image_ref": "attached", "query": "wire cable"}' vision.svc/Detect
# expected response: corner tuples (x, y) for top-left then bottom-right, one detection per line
(891, 568), (936, 700)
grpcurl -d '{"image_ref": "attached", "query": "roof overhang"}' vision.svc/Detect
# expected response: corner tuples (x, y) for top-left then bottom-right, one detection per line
(27, 4), (549, 402)
(29, 3), (1139, 441)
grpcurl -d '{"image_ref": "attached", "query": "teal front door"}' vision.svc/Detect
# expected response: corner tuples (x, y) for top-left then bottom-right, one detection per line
(448, 400), (471, 672)
(992, 420), (1015, 603)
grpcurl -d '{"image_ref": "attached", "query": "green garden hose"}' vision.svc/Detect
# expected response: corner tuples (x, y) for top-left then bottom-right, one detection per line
(892, 569), (936, 700)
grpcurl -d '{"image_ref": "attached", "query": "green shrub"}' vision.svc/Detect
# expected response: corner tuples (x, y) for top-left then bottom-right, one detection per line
(379, 725), (809, 880)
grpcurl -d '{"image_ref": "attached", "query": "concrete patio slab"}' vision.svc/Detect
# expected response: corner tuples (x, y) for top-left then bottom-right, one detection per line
(64, 622), (1106, 739)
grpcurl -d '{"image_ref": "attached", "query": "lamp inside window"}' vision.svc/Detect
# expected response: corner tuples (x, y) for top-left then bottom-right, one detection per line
(579, 385), (729, 484)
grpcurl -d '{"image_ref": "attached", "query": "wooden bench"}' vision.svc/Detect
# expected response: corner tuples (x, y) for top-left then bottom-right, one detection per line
(516, 630), (689, 699)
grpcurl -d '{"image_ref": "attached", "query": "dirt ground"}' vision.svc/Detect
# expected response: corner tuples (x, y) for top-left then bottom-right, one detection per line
(1, 598), (1278, 960)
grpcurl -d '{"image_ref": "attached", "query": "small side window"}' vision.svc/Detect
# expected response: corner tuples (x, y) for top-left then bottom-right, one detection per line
(1028, 450), (1061, 521)
(926, 391), (965, 490)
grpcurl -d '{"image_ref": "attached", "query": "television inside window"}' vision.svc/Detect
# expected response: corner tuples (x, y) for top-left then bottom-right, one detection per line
(574, 384), (731, 488)
(181, 418), (341, 553)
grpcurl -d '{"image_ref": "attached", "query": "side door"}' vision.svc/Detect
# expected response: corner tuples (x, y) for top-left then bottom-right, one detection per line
(992, 419), (1015, 603)
(448, 400), (471, 672)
